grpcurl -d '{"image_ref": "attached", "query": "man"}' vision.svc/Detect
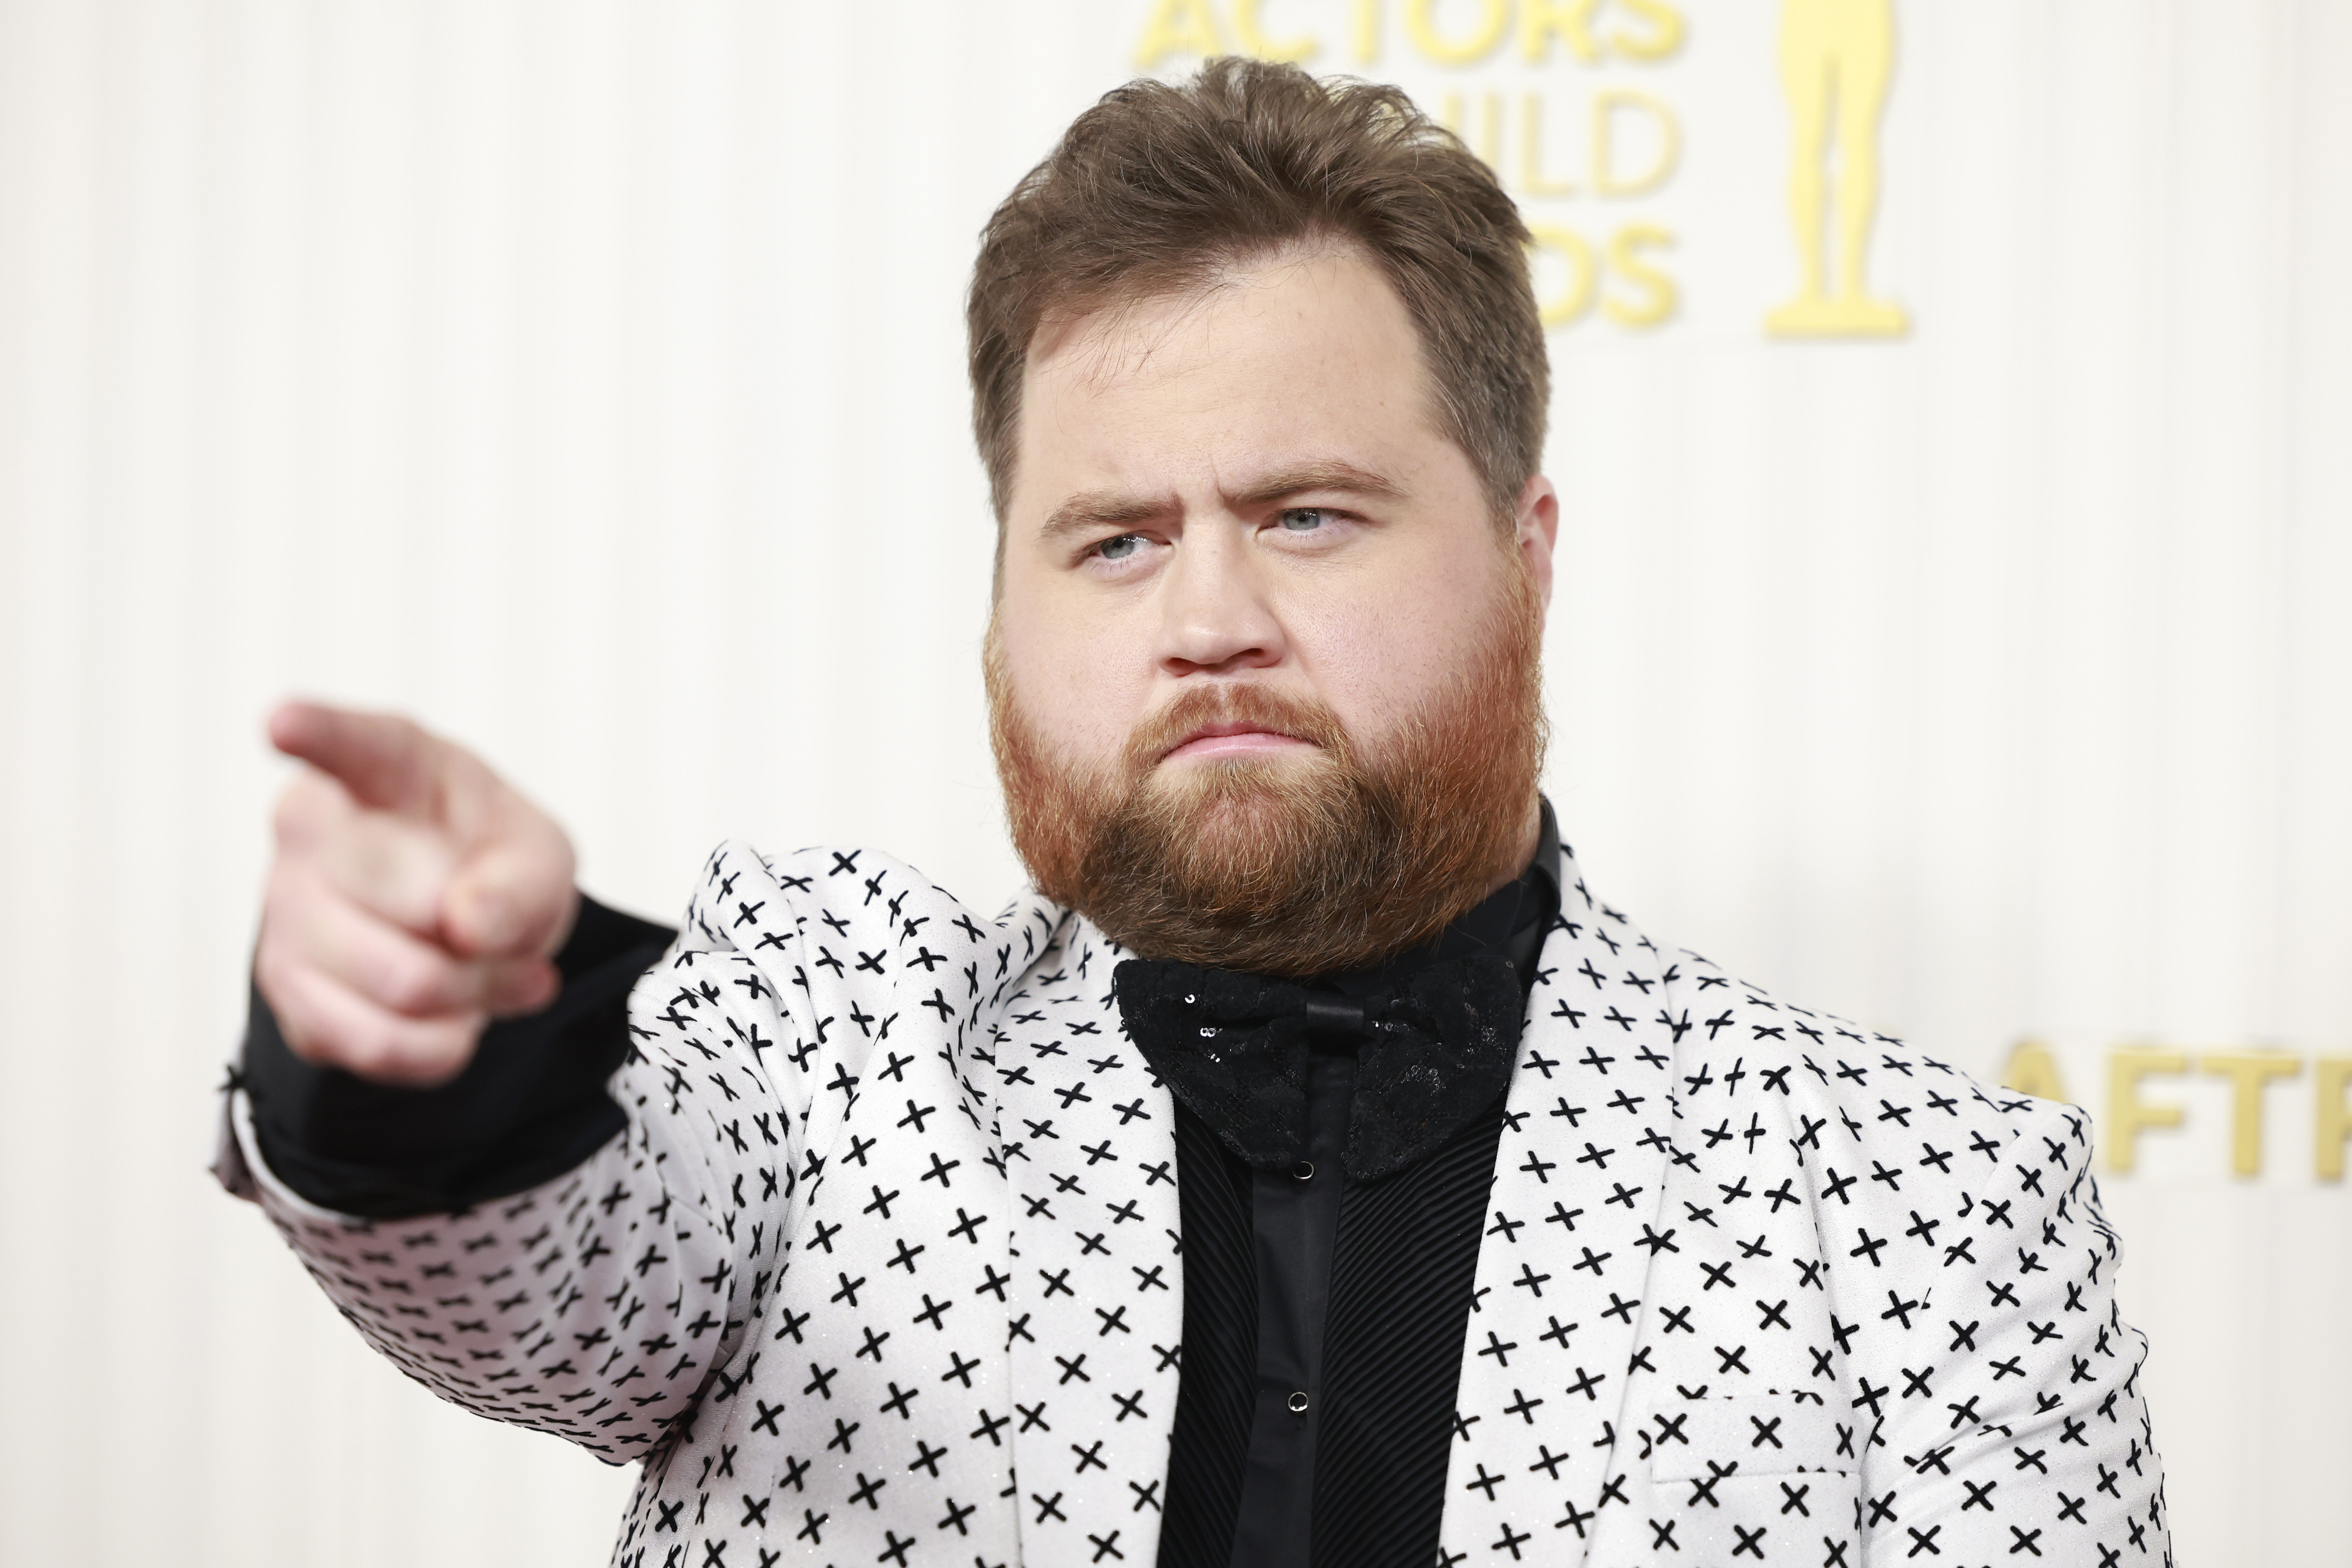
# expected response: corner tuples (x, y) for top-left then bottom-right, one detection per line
(220, 60), (2167, 1568)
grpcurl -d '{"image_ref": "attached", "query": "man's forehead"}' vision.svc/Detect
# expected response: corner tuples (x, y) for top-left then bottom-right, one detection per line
(1025, 282), (1229, 390)
(1024, 239), (1381, 374)
(1027, 244), (1415, 391)
(1010, 251), (1446, 525)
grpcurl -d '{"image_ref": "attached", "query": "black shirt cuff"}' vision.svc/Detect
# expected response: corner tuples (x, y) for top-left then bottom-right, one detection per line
(240, 894), (675, 1219)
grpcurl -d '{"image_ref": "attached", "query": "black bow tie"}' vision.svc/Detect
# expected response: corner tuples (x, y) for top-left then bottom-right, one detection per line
(1112, 954), (1524, 1181)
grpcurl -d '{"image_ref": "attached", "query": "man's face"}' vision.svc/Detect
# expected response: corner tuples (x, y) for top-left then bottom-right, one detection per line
(989, 245), (1559, 972)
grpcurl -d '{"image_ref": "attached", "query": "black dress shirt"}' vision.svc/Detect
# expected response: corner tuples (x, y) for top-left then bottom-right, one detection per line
(239, 806), (1560, 1568)
(1155, 808), (1557, 1568)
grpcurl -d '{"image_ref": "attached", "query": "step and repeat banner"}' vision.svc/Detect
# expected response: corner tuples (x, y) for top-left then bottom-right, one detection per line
(0, 2), (2342, 1565)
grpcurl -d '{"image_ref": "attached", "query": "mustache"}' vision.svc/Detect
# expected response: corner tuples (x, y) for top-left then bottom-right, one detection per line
(1122, 682), (1353, 775)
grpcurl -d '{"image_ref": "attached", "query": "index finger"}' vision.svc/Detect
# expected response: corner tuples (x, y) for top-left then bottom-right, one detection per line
(267, 700), (442, 815)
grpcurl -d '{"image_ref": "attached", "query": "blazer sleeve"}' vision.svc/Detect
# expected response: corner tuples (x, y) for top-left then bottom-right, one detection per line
(1862, 1100), (2169, 1565)
(215, 841), (867, 1464)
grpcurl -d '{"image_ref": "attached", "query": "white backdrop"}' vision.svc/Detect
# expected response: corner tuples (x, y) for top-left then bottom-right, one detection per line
(1, 1), (2345, 1563)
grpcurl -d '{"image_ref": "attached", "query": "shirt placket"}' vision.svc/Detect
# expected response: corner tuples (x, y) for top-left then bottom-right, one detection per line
(1226, 1036), (1355, 1565)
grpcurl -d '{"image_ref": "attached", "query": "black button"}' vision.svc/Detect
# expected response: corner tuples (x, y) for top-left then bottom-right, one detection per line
(1287, 1391), (1310, 1413)
(1290, 1159), (1314, 1181)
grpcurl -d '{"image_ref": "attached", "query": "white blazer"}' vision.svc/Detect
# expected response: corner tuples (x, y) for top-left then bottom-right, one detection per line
(223, 838), (2169, 1568)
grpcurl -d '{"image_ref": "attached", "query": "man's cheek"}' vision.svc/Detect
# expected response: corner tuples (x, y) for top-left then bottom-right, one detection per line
(1040, 708), (1132, 790)
(1056, 678), (1149, 763)
(1285, 607), (1394, 695)
(1324, 613), (1471, 723)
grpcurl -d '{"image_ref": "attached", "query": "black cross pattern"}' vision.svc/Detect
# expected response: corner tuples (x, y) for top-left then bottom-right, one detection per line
(227, 835), (2166, 1567)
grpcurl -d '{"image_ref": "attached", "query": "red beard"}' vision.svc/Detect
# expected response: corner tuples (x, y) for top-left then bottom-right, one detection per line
(986, 570), (1548, 976)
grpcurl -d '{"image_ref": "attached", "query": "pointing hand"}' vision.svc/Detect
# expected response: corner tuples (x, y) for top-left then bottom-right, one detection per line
(254, 701), (580, 1086)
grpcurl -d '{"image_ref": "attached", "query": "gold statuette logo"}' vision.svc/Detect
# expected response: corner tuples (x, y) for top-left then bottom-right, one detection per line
(1766, 0), (1909, 337)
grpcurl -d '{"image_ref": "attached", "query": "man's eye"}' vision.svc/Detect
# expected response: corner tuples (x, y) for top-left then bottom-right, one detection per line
(1278, 508), (1332, 532)
(1096, 534), (1145, 561)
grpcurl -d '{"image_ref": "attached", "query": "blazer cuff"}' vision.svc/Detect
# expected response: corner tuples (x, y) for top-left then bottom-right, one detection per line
(238, 894), (675, 1218)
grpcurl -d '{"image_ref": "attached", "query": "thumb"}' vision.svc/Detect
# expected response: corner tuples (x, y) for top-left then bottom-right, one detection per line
(442, 824), (579, 960)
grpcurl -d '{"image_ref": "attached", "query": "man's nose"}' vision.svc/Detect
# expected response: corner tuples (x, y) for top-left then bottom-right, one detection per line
(1158, 528), (1286, 677)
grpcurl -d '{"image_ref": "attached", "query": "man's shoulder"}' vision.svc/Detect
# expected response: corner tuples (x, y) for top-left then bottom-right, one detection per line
(1636, 939), (2082, 1203)
(673, 839), (1060, 956)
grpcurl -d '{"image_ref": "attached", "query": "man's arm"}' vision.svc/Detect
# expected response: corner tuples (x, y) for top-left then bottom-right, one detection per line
(1867, 1103), (2168, 1564)
(218, 704), (774, 1459)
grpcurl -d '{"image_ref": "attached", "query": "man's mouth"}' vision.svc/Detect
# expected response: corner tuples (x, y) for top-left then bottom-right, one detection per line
(1161, 721), (1316, 763)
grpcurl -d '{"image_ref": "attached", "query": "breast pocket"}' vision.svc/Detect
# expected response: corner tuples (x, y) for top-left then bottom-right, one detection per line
(1651, 1392), (1860, 1567)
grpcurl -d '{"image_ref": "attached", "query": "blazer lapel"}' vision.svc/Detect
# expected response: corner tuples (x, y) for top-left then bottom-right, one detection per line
(994, 916), (1186, 1568)
(1436, 850), (1686, 1564)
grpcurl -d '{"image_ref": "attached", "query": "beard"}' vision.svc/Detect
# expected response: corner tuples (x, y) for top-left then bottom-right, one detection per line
(986, 568), (1548, 978)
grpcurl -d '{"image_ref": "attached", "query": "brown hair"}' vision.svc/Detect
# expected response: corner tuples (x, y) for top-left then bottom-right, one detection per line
(966, 57), (1548, 528)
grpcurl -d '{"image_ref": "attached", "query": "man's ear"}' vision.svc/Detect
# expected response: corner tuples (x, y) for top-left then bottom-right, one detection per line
(1513, 475), (1560, 612)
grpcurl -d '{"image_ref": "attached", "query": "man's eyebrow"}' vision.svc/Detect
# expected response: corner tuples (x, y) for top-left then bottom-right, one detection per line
(1039, 491), (1170, 542)
(1227, 460), (1406, 509)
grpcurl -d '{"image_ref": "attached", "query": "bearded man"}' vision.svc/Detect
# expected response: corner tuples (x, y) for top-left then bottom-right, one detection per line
(219, 60), (2168, 1568)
